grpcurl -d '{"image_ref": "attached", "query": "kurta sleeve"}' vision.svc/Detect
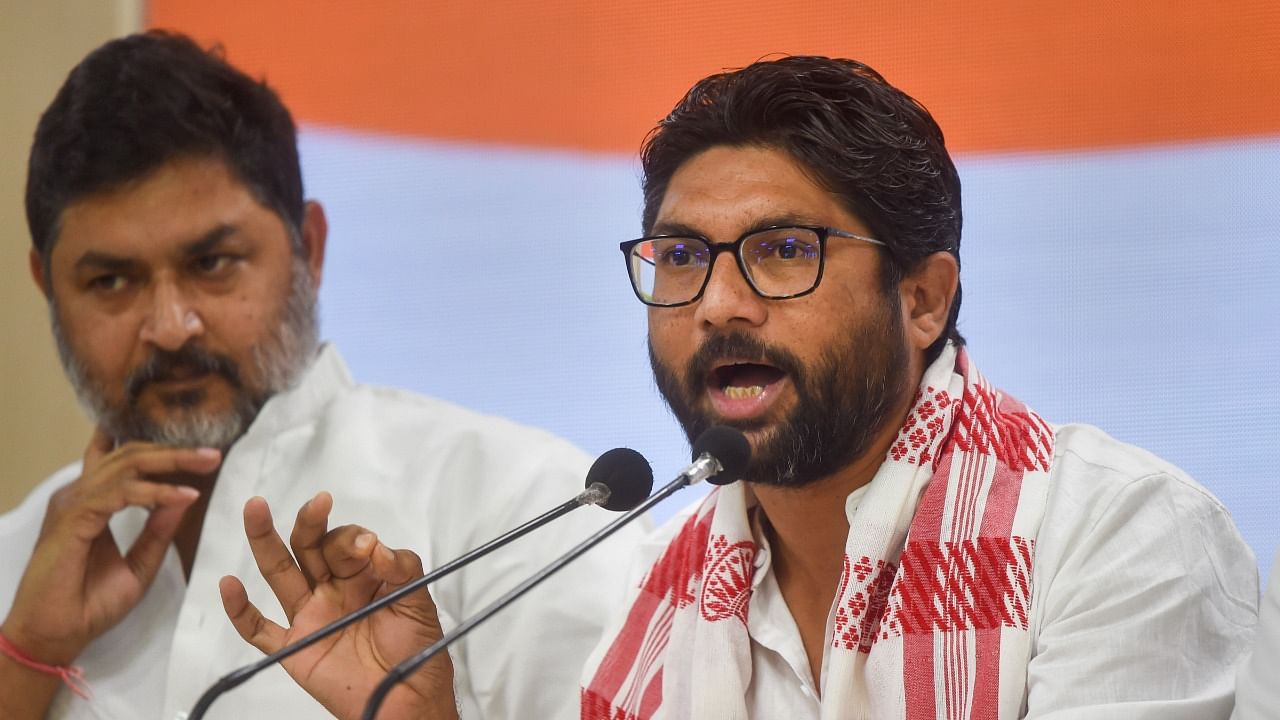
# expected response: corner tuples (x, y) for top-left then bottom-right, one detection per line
(1231, 546), (1280, 720)
(1024, 470), (1258, 719)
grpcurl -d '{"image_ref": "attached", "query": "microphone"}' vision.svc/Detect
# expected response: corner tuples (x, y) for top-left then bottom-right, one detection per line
(687, 425), (751, 486)
(361, 425), (751, 720)
(184, 447), (652, 720)
(578, 447), (655, 511)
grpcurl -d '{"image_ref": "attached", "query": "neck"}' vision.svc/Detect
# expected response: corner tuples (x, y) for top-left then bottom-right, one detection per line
(752, 436), (888, 589)
(760, 387), (916, 572)
(751, 385), (917, 688)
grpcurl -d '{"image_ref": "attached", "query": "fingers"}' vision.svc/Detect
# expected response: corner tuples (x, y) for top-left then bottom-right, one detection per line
(290, 492), (334, 587)
(51, 438), (220, 543)
(243, 497), (312, 622)
(320, 524), (381, 580)
(373, 545), (439, 625)
(219, 575), (287, 655)
(124, 488), (201, 584)
(364, 543), (453, 716)
(118, 480), (201, 511)
(370, 544), (425, 590)
(88, 446), (222, 486)
(51, 478), (202, 544)
(81, 430), (221, 486)
(314, 524), (389, 614)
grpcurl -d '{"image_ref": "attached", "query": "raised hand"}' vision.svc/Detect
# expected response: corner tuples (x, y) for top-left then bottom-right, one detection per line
(219, 492), (457, 720)
(0, 428), (217, 717)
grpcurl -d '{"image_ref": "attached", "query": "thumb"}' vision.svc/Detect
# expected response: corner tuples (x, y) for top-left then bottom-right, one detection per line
(124, 486), (200, 582)
(371, 544), (440, 628)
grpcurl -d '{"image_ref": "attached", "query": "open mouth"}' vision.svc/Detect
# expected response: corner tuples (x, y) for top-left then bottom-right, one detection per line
(712, 362), (785, 396)
(704, 360), (789, 421)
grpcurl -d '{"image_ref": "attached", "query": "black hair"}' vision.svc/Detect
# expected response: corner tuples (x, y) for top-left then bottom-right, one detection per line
(641, 55), (964, 360)
(26, 30), (303, 259)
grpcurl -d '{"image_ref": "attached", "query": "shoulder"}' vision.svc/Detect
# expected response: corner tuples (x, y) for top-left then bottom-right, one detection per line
(1034, 422), (1256, 634)
(317, 381), (592, 476)
(1021, 424), (1257, 714)
(0, 463), (81, 532)
(295, 380), (599, 551)
(1041, 423), (1240, 547)
(296, 346), (591, 475)
(1234, 547), (1280, 718)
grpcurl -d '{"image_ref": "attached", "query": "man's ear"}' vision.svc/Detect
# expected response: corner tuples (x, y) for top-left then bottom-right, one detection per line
(299, 200), (328, 288)
(898, 251), (959, 351)
(29, 248), (51, 300)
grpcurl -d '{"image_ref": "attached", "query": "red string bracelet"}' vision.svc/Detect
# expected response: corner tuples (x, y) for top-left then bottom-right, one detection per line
(0, 631), (92, 700)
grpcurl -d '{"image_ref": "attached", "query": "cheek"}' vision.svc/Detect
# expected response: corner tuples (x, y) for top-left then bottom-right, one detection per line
(204, 296), (272, 345)
(647, 309), (696, 365)
(58, 306), (140, 389)
(190, 276), (277, 339)
(778, 291), (880, 361)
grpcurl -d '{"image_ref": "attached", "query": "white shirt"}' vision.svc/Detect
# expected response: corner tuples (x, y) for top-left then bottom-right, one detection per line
(626, 423), (1259, 719)
(0, 345), (643, 720)
(1232, 546), (1280, 719)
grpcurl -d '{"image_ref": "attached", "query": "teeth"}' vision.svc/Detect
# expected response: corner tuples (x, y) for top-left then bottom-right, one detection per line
(724, 385), (764, 399)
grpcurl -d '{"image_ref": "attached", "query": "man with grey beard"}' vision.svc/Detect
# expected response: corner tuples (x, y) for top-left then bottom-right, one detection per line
(0, 31), (639, 720)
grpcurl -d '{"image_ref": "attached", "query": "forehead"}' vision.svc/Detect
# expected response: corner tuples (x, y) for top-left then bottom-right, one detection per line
(653, 145), (869, 236)
(50, 156), (286, 265)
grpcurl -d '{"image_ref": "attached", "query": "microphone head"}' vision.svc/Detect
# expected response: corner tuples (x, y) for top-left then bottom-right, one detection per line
(692, 425), (751, 485)
(585, 447), (654, 511)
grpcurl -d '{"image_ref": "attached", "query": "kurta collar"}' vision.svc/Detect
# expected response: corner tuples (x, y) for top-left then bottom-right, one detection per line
(234, 343), (352, 444)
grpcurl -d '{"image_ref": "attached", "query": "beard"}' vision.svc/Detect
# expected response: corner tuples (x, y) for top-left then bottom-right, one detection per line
(650, 295), (911, 489)
(51, 256), (320, 448)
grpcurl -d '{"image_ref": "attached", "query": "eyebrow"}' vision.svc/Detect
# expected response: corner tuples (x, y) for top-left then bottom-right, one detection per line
(72, 223), (240, 274)
(649, 214), (826, 241)
(648, 220), (704, 238)
(179, 223), (240, 257)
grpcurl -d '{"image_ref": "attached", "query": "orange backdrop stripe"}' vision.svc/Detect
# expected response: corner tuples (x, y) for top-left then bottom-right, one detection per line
(148, 1), (1280, 155)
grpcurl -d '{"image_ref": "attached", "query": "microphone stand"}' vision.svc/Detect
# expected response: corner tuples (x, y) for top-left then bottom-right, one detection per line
(361, 462), (717, 720)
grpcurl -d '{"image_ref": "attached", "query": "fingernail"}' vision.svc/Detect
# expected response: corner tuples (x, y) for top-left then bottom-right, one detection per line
(176, 486), (201, 499)
(377, 545), (394, 563)
(354, 533), (374, 551)
(195, 448), (221, 460)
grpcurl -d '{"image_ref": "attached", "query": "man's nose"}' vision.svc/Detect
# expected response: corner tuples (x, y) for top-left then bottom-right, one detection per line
(693, 254), (768, 330)
(138, 281), (204, 350)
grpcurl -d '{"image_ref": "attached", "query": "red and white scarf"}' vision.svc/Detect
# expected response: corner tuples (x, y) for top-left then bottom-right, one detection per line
(581, 344), (1054, 719)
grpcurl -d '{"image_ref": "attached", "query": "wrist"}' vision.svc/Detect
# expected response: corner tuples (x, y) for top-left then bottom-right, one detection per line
(0, 647), (64, 718)
(0, 619), (83, 668)
(0, 629), (92, 701)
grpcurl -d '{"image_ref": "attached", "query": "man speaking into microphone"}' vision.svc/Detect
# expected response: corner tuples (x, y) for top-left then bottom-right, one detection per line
(0, 31), (642, 720)
(228, 56), (1258, 718)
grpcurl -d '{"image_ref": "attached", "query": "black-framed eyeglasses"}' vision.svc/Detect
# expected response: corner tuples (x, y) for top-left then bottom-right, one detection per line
(620, 225), (886, 307)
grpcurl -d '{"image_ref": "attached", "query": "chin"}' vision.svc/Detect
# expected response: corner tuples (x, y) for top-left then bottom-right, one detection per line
(151, 411), (248, 448)
(121, 396), (258, 448)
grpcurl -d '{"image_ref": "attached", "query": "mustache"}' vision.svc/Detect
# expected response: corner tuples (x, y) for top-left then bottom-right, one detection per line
(682, 332), (803, 393)
(125, 344), (243, 402)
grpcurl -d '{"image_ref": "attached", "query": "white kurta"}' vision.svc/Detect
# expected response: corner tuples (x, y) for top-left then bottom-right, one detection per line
(0, 345), (643, 720)
(1232, 546), (1280, 720)
(611, 423), (1259, 719)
